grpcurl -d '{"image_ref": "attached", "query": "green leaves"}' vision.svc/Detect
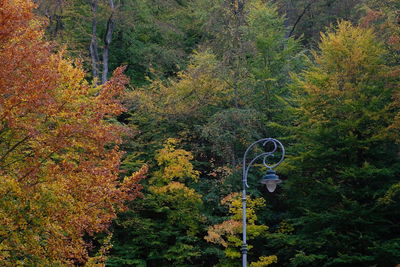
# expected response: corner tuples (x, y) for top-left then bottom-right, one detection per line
(277, 21), (400, 266)
(109, 140), (205, 266)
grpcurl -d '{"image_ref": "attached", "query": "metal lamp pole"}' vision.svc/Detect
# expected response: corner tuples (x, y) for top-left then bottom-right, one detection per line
(241, 138), (285, 267)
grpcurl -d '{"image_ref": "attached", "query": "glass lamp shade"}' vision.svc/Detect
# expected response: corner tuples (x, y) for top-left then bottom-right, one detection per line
(261, 170), (282, 193)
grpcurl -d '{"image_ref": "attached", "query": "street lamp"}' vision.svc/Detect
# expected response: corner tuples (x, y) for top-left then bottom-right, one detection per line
(241, 138), (285, 267)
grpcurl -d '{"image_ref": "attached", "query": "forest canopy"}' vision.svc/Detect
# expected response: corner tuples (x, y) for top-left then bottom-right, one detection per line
(1, 0), (399, 266)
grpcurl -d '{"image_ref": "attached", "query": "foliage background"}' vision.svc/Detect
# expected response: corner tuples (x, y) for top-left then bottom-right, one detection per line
(1, 0), (399, 266)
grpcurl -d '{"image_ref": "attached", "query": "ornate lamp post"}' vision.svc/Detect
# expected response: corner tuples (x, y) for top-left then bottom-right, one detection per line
(241, 138), (285, 267)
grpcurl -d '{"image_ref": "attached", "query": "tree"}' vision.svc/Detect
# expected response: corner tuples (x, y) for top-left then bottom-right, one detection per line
(35, 0), (208, 85)
(245, 0), (304, 126)
(121, 50), (230, 168)
(205, 192), (277, 266)
(273, 0), (364, 47)
(271, 21), (400, 266)
(359, 0), (400, 236)
(0, 1), (145, 265)
(359, 0), (400, 66)
(109, 139), (205, 266)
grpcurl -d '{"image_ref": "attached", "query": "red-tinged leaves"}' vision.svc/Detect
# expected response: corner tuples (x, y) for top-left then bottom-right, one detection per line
(0, 1), (145, 265)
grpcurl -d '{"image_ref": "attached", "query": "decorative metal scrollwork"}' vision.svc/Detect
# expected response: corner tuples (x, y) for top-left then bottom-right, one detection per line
(242, 138), (285, 188)
(240, 138), (285, 267)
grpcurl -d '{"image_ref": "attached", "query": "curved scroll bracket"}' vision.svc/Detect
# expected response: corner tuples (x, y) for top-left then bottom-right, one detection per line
(241, 138), (285, 267)
(242, 138), (285, 188)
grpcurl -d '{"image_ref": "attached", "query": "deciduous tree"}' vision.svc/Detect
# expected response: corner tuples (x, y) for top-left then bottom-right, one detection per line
(0, 1), (145, 265)
(205, 192), (276, 266)
(109, 139), (205, 266)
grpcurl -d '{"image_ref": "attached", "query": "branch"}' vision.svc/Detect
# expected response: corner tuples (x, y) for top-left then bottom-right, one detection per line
(288, 0), (315, 38)
(0, 135), (30, 165)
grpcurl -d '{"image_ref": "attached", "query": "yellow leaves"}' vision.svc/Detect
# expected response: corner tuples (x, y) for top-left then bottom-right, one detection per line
(84, 233), (113, 267)
(0, 1), (144, 265)
(205, 192), (269, 259)
(221, 192), (266, 224)
(146, 142), (203, 237)
(130, 50), (230, 120)
(378, 182), (400, 205)
(317, 21), (385, 75)
(277, 220), (295, 234)
(225, 247), (242, 259)
(149, 180), (204, 229)
(293, 21), (397, 134)
(250, 255), (278, 267)
(154, 138), (199, 183)
(247, 0), (279, 26)
(150, 181), (200, 199)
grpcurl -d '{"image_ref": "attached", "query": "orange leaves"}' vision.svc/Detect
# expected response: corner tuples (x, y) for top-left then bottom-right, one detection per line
(0, 1), (145, 265)
(0, 0), (36, 42)
(204, 220), (241, 247)
(119, 165), (147, 203)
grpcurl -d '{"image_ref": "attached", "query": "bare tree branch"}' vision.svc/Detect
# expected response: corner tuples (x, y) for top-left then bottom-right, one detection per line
(288, 0), (315, 37)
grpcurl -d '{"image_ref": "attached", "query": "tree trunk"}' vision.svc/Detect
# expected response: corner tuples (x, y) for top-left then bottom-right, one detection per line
(101, 0), (115, 84)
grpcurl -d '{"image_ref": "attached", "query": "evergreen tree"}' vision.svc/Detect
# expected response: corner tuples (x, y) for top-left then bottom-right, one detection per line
(271, 21), (400, 266)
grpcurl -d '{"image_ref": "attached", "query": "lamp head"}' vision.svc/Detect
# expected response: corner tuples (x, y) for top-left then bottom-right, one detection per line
(261, 169), (282, 193)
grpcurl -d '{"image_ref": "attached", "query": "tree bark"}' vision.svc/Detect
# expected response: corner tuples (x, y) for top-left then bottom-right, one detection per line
(101, 0), (115, 84)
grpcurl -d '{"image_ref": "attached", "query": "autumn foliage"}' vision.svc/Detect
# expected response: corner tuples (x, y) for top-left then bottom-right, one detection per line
(0, 0), (145, 265)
